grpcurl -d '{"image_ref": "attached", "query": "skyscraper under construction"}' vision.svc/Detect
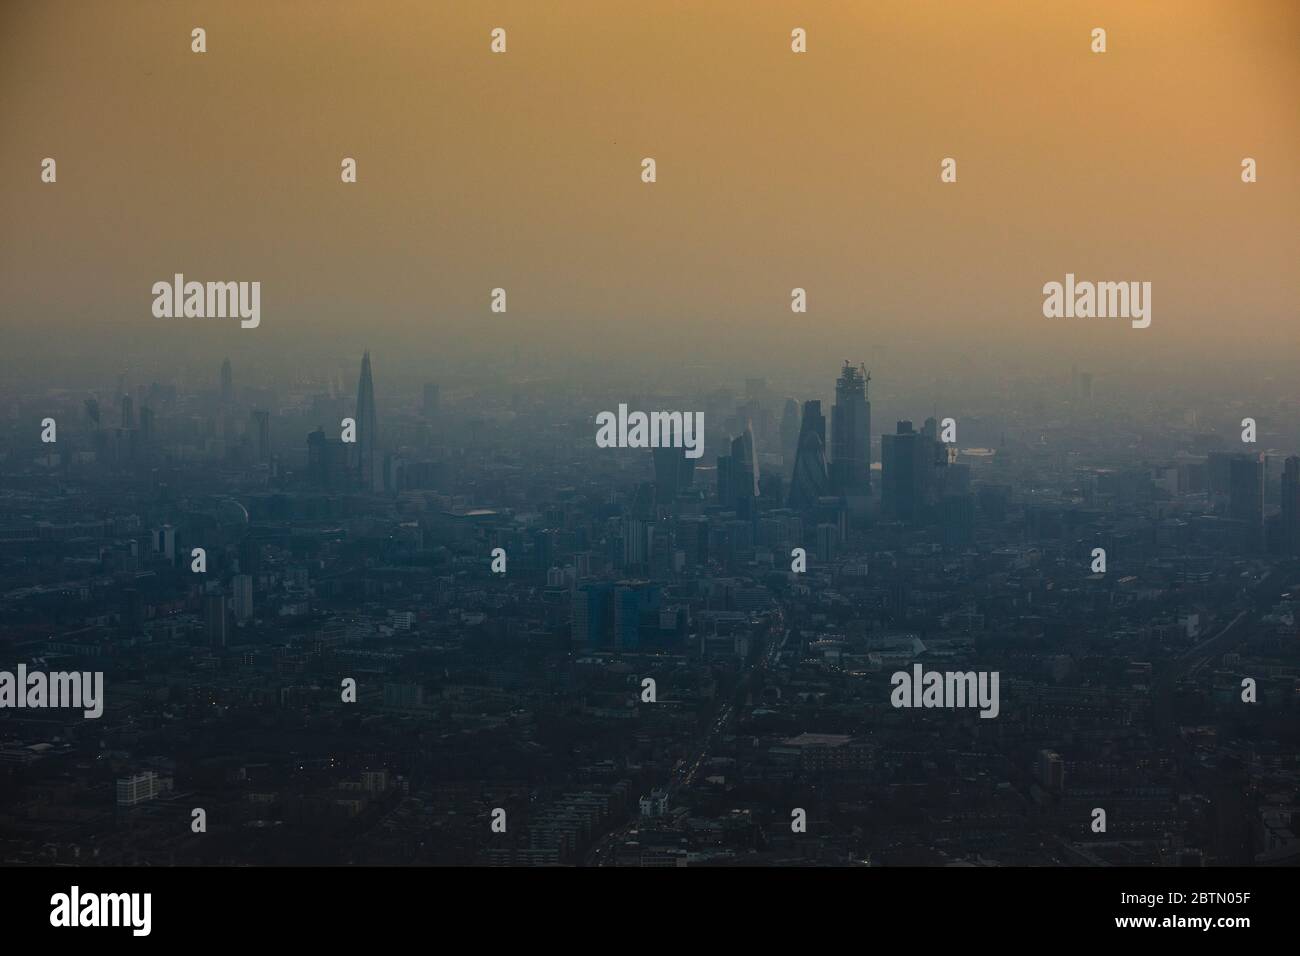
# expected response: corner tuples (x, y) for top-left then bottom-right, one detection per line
(830, 362), (871, 497)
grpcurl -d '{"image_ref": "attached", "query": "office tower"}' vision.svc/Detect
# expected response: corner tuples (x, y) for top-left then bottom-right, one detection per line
(232, 574), (254, 621)
(1228, 454), (1263, 522)
(220, 358), (233, 404)
(572, 582), (611, 648)
(614, 581), (660, 650)
(881, 421), (931, 522)
(622, 517), (652, 569)
(1228, 454), (1264, 544)
(830, 362), (871, 496)
(84, 397), (100, 427)
(1283, 457), (1300, 555)
(732, 424), (760, 502)
(651, 447), (679, 502)
(1207, 451), (1238, 500)
(248, 409), (270, 463)
(155, 524), (176, 562)
(120, 394), (134, 429)
(780, 398), (800, 465)
(653, 446), (695, 503)
(355, 351), (379, 491)
(205, 591), (228, 648)
(717, 426), (758, 511)
(922, 416), (951, 494)
(788, 400), (829, 509)
(422, 382), (440, 418)
(678, 451), (697, 495)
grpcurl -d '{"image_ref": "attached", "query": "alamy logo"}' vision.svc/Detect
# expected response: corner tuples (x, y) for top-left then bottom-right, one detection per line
(890, 664), (1000, 719)
(0, 666), (103, 718)
(1042, 273), (1151, 328)
(50, 886), (151, 936)
(595, 404), (704, 459)
(152, 274), (261, 328)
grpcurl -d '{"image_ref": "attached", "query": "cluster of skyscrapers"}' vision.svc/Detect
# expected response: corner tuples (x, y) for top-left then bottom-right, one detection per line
(786, 363), (871, 510)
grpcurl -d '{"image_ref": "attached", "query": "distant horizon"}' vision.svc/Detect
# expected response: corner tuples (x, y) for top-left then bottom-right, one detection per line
(4, 0), (1298, 382)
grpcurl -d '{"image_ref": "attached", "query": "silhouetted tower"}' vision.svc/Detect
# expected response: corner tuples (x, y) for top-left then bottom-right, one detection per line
(734, 422), (760, 501)
(1228, 454), (1264, 535)
(355, 351), (379, 491)
(830, 362), (871, 496)
(788, 400), (829, 509)
(653, 446), (695, 504)
(205, 591), (228, 649)
(882, 420), (930, 522)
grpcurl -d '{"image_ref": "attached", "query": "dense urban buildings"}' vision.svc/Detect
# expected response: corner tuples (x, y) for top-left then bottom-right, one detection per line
(1, 353), (1298, 868)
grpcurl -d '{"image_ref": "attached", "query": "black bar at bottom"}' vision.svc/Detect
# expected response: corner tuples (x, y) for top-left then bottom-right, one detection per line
(0, 864), (1278, 942)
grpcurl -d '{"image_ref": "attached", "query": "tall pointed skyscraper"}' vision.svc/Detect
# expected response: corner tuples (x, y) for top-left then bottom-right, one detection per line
(788, 400), (829, 510)
(355, 351), (379, 491)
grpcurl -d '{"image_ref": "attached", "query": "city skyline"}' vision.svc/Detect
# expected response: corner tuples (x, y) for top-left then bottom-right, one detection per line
(3, 0), (1298, 906)
(4, 344), (1300, 870)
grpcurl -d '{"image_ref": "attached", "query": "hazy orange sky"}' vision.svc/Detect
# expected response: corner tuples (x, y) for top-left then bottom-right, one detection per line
(2, 0), (1297, 373)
